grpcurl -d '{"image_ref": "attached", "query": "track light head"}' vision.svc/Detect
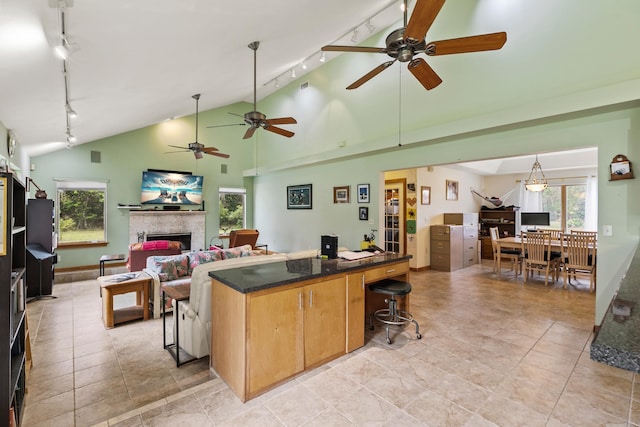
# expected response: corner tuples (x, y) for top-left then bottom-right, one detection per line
(351, 28), (359, 43)
(65, 103), (77, 118)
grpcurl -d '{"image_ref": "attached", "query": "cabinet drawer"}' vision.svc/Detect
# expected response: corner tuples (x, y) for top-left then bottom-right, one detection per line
(430, 226), (451, 241)
(463, 227), (478, 240)
(363, 262), (409, 283)
(463, 247), (478, 266)
(431, 253), (451, 271)
(431, 240), (451, 254)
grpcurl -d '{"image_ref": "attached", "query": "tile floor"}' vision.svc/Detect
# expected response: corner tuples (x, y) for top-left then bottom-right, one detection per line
(22, 260), (640, 426)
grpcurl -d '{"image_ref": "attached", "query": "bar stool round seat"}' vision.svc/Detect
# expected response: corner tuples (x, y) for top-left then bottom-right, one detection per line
(368, 279), (421, 344)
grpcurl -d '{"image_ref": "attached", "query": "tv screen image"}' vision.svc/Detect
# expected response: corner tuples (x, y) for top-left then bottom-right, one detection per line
(520, 212), (550, 226)
(141, 171), (203, 205)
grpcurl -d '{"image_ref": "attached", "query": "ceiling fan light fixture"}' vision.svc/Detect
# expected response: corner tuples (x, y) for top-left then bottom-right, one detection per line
(524, 155), (548, 192)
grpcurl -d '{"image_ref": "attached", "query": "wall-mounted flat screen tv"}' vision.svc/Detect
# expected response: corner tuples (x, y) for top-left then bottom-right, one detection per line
(520, 212), (550, 226)
(141, 170), (203, 205)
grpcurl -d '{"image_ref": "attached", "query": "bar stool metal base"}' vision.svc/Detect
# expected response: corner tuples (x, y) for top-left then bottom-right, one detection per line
(368, 279), (421, 344)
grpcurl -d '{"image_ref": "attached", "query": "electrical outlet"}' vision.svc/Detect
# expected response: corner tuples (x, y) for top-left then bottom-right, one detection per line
(603, 225), (613, 236)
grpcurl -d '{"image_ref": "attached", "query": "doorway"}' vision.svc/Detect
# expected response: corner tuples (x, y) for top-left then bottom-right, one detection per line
(384, 179), (406, 254)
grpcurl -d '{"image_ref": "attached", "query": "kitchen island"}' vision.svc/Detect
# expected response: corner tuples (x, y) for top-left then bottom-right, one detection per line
(209, 253), (411, 401)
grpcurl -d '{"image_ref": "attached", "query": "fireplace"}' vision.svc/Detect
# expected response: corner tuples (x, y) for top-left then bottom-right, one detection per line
(147, 232), (192, 251)
(129, 211), (206, 251)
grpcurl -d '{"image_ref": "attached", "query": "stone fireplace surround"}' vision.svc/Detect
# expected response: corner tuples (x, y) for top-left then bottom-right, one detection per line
(129, 211), (206, 251)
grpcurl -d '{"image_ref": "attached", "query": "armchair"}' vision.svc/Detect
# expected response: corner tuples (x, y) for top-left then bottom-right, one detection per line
(228, 229), (259, 249)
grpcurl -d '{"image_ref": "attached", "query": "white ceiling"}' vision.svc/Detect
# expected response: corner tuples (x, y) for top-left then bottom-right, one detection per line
(0, 0), (402, 156)
(449, 148), (598, 176)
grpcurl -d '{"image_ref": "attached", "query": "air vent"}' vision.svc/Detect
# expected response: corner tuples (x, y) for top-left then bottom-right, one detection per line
(90, 151), (101, 163)
(300, 81), (309, 90)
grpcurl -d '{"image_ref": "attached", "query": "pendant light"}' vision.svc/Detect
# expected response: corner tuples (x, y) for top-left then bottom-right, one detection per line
(524, 155), (548, 192)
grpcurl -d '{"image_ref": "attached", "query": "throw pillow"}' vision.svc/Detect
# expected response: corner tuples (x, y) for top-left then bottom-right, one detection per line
(189, 250), (224, 271)
(148, 254), (190, 281)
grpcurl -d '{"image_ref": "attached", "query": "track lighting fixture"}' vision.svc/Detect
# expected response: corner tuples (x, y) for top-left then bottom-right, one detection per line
(274, 78), (280, 88)
(302, 62), (307, 70)
(65, 129), (76, 143)
(365, 19), (376, 34)
(291, 68), (296, 79)
(350, 28), (359, 43)
(54, 41), (70, 60)
(65, 102), (77, 118)
(319, 52), (326, 62)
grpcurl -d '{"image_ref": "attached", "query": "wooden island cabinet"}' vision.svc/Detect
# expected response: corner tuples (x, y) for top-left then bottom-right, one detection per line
(210, 254), (410, 401)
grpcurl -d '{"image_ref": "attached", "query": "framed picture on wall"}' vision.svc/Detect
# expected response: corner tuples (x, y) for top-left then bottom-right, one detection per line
(357, 184), (369, 203)
(446, 180), (458, 201)
(359, 206), (369, 220)
(333, 186), (350, 203)
(287, 184), (312, 209)
(421, 186), (431, 205)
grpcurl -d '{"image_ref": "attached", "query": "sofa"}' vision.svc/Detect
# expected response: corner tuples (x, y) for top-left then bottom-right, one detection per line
(127, 240), (182, 272)
(143, 245), (288, 358)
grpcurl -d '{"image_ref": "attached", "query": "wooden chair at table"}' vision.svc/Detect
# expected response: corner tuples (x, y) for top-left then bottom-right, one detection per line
(489, 227), (522, 278)
(521, 231), (561, 286)
(563, 232), (597, 292)
(538, 228), (566, 269)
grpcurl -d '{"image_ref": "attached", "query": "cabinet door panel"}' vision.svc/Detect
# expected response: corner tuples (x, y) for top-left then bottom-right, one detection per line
(304, 277), (345, 366)
(248, 287), (303, 395)
(346, 273), (365, 352)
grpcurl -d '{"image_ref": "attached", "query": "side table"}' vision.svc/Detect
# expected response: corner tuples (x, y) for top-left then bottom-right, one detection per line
(99, 253), (127, 276)
(162, 283), (197, 367)
(98, 272), (151, 329)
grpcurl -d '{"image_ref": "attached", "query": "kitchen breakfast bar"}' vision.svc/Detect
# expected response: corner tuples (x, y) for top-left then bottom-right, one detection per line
(208, 253), (411, 402)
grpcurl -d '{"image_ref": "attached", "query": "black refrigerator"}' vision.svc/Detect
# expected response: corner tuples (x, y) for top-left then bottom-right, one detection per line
(26, 199), (57, 299)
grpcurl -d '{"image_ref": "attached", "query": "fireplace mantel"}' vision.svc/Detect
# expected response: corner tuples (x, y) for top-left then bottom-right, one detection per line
(129, 211), (206, 250)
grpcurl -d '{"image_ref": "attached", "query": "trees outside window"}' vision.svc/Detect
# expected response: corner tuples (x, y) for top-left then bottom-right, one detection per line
(542, 184), (586, 231)
(57, 181), (106, 244)
(219, 188), (246, 235)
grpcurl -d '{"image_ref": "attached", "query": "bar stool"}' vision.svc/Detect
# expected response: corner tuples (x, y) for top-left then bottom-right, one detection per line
(368, 279), (421, 344)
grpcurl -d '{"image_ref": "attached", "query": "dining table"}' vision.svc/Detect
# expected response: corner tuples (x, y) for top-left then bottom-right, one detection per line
(495, 235), (596, 276)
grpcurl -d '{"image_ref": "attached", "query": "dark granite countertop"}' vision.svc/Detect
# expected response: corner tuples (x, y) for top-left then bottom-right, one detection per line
(591, 244), (640, 372)
(209, 253), (411, 294)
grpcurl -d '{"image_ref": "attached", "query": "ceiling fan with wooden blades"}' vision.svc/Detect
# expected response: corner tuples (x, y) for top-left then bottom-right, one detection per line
(322, 0), (507, 91)
(207, 41), (297, 140)
(167, 94), (230, 159)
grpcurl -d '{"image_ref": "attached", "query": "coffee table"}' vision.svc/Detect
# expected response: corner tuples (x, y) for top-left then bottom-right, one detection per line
(98, 271), (151, 329)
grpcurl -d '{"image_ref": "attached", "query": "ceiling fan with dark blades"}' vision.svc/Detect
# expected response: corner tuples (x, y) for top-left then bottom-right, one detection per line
(207, 41), (297, 139)
(167, 94), (230, 159)
(322, 0), (507, 91)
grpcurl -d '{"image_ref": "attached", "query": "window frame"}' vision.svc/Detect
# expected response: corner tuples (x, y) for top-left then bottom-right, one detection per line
(542, 180), (587, 231)
(56, 180), (108, 247)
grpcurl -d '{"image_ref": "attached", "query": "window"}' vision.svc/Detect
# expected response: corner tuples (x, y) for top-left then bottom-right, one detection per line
(542, 184), (587, 231)
(56, 181), (107, 245)
(219, 188), (246, 235)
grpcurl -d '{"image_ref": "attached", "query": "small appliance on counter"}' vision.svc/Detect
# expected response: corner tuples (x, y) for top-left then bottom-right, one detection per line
(321, 234), (338, 259)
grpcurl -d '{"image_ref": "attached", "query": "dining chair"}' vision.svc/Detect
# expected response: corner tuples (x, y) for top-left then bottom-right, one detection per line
(489, 227), (521, 278)
(563, 232), (597, 292)
(521, 231), (561, 286)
